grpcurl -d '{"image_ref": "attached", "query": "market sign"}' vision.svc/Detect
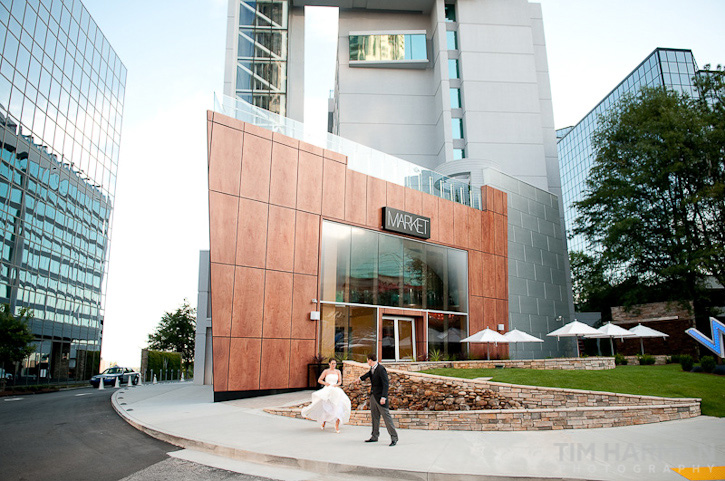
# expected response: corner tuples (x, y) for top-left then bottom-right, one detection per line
(382, 207), (430, 239)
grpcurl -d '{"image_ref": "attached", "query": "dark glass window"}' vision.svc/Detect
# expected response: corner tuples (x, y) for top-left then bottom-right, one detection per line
(444, 4), (456, 22)
(321, 221), (468, 313)
(428, 313), (467, 359)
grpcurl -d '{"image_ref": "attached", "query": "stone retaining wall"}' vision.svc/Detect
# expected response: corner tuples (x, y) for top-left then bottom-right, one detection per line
(622, 355), (669, 365)
(264, 361), (701, 431)
(341, 362), (692, 410)
(385, 357), (615, 372)
(266, 403), (700, 431)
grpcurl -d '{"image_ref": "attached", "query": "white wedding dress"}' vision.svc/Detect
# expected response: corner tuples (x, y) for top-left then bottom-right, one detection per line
(301, 373), (351, 424)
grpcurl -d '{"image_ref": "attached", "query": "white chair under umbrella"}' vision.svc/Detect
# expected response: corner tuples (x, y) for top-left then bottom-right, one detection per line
(503, 329), (544, 358)
(461, 328), (509, 360)
(585, 322), (636, 356)
(547, 320), (600, 357)
(628, 324), (669, 355)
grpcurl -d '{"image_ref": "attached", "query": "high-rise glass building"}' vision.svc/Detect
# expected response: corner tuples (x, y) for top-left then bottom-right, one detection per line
(224, 0), (293, 117)
(558, 48), (699, 254)
(0, 0), (126, 383)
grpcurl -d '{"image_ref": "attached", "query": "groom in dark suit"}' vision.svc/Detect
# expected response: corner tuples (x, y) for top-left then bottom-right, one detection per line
(355, 353), (398, 446)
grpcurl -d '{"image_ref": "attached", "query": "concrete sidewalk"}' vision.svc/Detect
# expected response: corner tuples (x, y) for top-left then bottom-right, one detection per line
(111, 383), (724, 481)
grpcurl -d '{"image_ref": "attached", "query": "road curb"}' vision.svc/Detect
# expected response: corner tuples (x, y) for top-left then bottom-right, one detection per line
(110, 389), (595, 481)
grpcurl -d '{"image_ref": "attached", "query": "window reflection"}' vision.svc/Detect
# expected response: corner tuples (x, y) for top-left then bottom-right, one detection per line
(321, 221), (469, 313)
(428, 313), (467, 359)
(349, 33), (427, 62)
(0, 0), (121, 384)
(320, 304), (376, 362)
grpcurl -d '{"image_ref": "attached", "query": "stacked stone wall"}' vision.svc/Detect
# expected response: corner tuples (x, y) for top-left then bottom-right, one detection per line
(385, 357), (615, 372)
(264, 361), (701, 431)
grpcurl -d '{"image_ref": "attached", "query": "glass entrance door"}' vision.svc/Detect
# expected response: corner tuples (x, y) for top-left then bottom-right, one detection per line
(381, 317), (416, 361)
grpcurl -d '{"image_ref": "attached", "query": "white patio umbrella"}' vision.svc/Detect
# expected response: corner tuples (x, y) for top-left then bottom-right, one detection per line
(585, 322), (636, 356)
(628, 324), (669, 355)
(503, 329), (544, 358)
(547, 320), (600, 357)
(461, 328), (509, 360)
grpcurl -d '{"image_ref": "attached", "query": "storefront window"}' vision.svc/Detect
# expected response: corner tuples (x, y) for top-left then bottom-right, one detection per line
(320, 304), (377, 362)
(350, 227), (378, 304)
(321, 221), (468, 312)
(428, 313), (467, 359)
(378, 234), (403, 306)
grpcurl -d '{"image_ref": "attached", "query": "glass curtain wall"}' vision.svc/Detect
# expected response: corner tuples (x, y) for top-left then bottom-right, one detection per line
(236, 0), (288, 116)
(320, 221), (468, 312)
(349, 33), (427, 62)
(558, 48), (698, 253)
(320, 221), (468, 361)
(0, 0), (126, 384)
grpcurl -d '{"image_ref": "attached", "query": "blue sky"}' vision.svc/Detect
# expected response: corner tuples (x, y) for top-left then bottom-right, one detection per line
(82, 0), (725, 367)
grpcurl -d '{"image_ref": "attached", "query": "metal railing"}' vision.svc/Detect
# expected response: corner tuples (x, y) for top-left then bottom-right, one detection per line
(213, 94), (482, 210)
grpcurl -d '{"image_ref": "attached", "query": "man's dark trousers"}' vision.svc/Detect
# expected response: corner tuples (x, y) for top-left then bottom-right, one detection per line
(370, 393), (397, 441)
(360, 364), (398, 442)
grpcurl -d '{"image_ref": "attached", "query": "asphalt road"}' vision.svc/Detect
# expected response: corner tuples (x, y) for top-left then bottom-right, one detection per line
(0, 386), (176, 481)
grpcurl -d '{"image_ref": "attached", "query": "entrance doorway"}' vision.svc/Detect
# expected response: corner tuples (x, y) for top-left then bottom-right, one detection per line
(381, 316), (416, 361)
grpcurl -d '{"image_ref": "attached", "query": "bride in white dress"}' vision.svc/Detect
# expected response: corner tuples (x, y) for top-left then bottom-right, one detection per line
(301, 359), (351, 433)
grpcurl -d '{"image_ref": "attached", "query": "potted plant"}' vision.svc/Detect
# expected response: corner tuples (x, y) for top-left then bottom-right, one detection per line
(307, 353), (327, 388)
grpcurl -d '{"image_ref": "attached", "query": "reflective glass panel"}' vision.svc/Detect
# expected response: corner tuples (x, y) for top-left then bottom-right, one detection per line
(452, 118), (463, 139)
(453, 148), (465, 160)
(446, 31), (457, 50)
(448, 59), (459, 79)
(397, 319), (414, 360)
(320, 304), (376, 362)
(427, 313), (467, 359)
(449, 88), (461, 108)
(349, 34), (427, 62)
(320, 221), (468, 313)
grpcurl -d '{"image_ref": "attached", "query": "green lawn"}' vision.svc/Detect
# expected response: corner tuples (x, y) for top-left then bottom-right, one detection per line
(421, 364), (725, 417)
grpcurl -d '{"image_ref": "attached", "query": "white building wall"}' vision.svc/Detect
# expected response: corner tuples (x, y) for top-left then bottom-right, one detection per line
(223, 0), (237, 98)
(335, 10), (442, 170)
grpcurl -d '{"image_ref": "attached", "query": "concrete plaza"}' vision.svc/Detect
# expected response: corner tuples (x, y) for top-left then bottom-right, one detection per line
(112, 383), (724, 481)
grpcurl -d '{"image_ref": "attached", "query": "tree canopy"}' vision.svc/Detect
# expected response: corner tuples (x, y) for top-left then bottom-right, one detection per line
(148, 301), (196, 369)
(573, 66), (725, 308)
(0, 304), (35, 367)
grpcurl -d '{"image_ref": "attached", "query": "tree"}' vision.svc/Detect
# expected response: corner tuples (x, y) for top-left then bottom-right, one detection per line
(0, 304), (35, 387)
(573, 78), (725, 309)
(148, 301), (196, 370)
(569, 251), (609, 312)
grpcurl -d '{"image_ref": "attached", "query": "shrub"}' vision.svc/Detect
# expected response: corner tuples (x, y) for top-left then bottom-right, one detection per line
(680, 354), (694, 372)
(667, 355), (681, 364)
(145, 350), (182, 378)
(614, 354), (628, 365)
(638, 354), (656, 365)
(700, 356), (716, 373)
